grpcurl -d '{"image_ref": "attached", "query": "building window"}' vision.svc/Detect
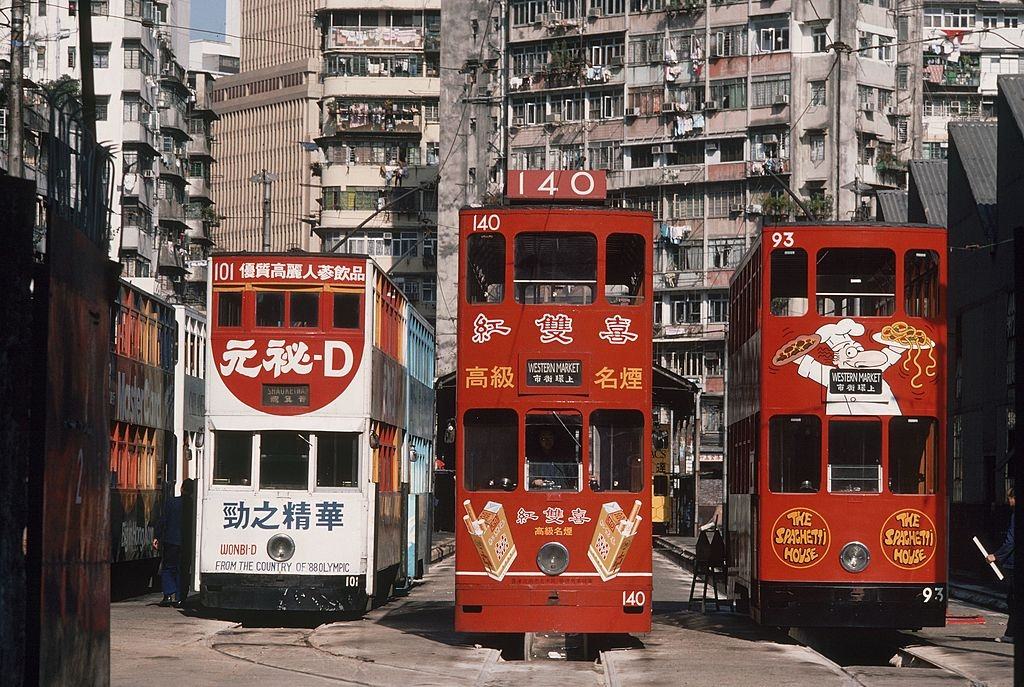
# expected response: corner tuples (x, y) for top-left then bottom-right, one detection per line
(897, 118), (909, 143)
(93, 44), (110, 68)
(751, 76), (790, 108)
(709, 78), (746, 109)
(756, 23), (789, 53)
(877, 36), (893, 61)
(95, 96), (109, 121)
(809, 134), (825, 162)
(707, 293), (729, 322)
(671, 294), (701, 324)
(38, 0), (46, 15)
(421, 277), (436, 304)
(812, 26), (828, 53)
(68, 45), (76, 69)
(897, 65), (909, 90)
(708, 237), (745, 270)
(809, 80), (826, 106)
(36, 46), (45, 69)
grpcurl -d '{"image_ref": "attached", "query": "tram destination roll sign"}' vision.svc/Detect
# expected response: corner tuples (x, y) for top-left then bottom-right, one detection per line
(828, 369), (883, 395)
(526, 359), (583, 387)
(262, 384), (311, 406)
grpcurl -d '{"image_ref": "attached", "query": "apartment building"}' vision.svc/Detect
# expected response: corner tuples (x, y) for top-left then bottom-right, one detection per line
(916, 2), (1024, 159)
(439, 0), (911, 512)
(311, 3), (442, 323)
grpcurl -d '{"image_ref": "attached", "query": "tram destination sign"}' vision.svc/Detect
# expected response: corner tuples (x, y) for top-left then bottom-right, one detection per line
(526, 359), (583, 387)
(262, 384), (311, 406)
(506, 170), (607, 201)
(828, 369), (883, 395)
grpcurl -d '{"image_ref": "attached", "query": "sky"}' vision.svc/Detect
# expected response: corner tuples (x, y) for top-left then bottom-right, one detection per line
(191, 0), (226, 41)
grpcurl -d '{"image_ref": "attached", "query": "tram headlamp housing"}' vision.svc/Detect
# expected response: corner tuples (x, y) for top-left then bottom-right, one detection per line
(536, 542), (570, 576)
(839, 541), (870, 573)
(267, 534), (295, 562)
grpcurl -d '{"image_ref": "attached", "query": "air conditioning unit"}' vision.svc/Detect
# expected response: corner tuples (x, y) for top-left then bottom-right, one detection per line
(651, 145), (664, 154)
(513, 117), (525, 127)
(382, 232), (393, 242)
(774, 94), (790, 105)
(587, 6), (602, 18)
(731, 203), (745, 214)
(661, 102), (677, 113)
(862, 101), (875, 112)
(704, 100), (719, 111)
(746, 203), (763, 215)
(627, 107), (642, 117)
(547, 112), (563, 123)
(885, 105), (897, 116)
(541, 11), (563, 24)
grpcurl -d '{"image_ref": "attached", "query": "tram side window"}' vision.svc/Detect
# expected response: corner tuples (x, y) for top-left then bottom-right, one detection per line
(464, 409), (518, 490)
(827, 420), (881, 493)
(527, 411), (583, 492)
(213, 431), (252, 486)
(515, 232), (596, 304)
(769, 415), (821, 493)
(605, 234), (646, 305)
(291, 292), (319, 327)
(260, 431), (310, 490)
(816, 248), (895, 317)
(889, 417), (938, 494)
(333, 293), (361, 328)
(316, 432), (359, 488)
(217, 291), (242, 327)
(467, 234), (505, 304)
(770, 249), (808, 317)
(905, 250), (940, 319)
(256, 291), (285, 327)
(589, 410), (643, 492)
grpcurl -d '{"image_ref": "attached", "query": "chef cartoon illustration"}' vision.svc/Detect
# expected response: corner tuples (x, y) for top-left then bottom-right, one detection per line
(774, 318), (915, 415)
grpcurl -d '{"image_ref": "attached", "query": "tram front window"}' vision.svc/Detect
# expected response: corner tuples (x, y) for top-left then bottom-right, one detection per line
(769, 415), (820, 493)
(213, 431), (252, 486)
(889, 417), (938, 494)
(527, 412), (582, 492)
(828, 420), (881, 493)
(464, 409), (518, 491)
(816, 248), (895, 317)
(589, 409), (643, 492)
(316, 432), (359, 488)
(260, 431), (310, 490)
(514, 232), (596, 304)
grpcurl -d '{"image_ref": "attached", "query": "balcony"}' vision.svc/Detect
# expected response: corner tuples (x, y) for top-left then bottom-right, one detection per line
(158, 198), (187, 226)
(747, 158), (789, 176)
(121, 121), (159, 153)
(187, 176), (212, 200)
(185, 262), (208, 284)
(186, 134), (213, 158)
(119, 224), (156, 255)
(326, 25), (425, 51)
(322, 110), (422, 136)
(923, 59), (980, 89)
(160, 106), (188, 134)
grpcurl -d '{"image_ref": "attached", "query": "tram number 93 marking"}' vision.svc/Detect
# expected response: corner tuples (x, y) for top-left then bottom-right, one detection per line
(623, 590), (646, 607)
(472, 214), (501, 231)
(921, 586), (945, 603)
(771, 231), (795, 248)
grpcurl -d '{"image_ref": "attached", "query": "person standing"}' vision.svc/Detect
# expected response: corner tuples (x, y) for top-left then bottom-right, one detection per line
(153, 486), (183, 607)
(988, 488), (1015, 643)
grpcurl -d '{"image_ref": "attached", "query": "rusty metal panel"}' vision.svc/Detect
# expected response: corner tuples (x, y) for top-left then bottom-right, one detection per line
(370, 349), (407, 428)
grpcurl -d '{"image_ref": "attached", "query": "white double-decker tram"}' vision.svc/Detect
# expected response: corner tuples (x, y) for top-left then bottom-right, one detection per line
(196, 253), (432, 611)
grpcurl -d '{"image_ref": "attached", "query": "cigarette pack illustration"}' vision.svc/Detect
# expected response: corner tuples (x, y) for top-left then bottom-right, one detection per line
(588, 500), (643, 581)
(463, 500), (517, 581)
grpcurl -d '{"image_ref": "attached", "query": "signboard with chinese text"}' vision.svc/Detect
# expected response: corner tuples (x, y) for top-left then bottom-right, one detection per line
(262, 384), (310, 407)
(525, 359), (583, 387)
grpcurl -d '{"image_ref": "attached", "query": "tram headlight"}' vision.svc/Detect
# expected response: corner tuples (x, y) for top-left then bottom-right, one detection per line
(536, 542), (570, 576)
(267, 534), (296, 562)
(839, 541), (870, 573)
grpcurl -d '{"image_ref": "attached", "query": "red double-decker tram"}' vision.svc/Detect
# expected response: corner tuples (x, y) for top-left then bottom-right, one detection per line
(456, 203), (653, 635)
(727, 223), (947, 628)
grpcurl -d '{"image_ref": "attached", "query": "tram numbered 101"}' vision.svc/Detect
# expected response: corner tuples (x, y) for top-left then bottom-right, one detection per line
(196, 253), (435, 611)
(727, 223), (947, 628)
(456, 205), (654, 635)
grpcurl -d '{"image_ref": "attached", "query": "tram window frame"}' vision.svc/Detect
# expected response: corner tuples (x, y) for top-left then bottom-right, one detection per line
(514, 232), (597, 305)
(526, 411), (583, 492)
(316, 432), (360, 489)
(589, 409), (644, 493)
(255, 290), (286, 327)
(827, 419), (882, 493)
(466, 233), (506, 304)
(259, 431), (311, 490)
(816, 248), (895, 317)
(212, 430), (253, 486)
(463, 409), (519, 491)
(605, 233), (646, 306)
(332, 292), (362, 329)
(217, 291), (243, 327)
(904, 250), (940, 319)
(768, 415), (821, 493)
(888, 416), (938, 495)
(769, 248), (808, 317)
(290, 291), (320, 328)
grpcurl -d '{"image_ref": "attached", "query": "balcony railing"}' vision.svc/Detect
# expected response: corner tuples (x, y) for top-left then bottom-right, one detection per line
(748, 158), (789, 176)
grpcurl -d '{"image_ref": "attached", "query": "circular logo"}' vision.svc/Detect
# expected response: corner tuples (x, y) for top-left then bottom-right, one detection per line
(771, 508), (831, 569)
(879, 509), (937, 570)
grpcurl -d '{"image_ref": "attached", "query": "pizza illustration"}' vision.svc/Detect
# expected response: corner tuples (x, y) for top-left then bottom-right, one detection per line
(772, 334), (821, 366)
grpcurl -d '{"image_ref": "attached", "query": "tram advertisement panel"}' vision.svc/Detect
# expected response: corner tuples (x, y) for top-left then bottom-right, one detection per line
(200, 493), (365, 575)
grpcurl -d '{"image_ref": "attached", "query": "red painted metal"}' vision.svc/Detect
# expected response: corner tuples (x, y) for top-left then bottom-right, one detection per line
(455, 206), (653, 634)
(505, 170), (607, 201)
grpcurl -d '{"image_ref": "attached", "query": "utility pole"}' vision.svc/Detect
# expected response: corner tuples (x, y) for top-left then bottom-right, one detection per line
(250, 170), (278, 252)
(8, 0), (25, 178)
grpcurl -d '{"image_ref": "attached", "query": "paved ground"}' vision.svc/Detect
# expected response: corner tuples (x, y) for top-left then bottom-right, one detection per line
(111, 542), (1013, 686)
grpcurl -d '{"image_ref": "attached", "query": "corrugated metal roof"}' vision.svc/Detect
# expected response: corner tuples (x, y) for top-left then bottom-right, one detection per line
(876, 190), (907, 223)
(948, 122), (998, 205)
(998, 75), (1024, 134)
(908, 159), (948, 227)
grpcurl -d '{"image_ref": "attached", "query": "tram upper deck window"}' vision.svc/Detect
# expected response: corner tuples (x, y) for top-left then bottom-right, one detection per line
(770, 249), (808, 316)
(217, 291), (242, 327)
(464, 409), (518, 491)
(514, 232), (596, 304)
(290, 292), (319, 328)
(256, 291), (285, 327)
(467, 234), (505, 304)
(905, 250), (940, 319)
(889, 417), (938, 494)
(816, 248), (895, 317)
(333, 292), (361, 328)
(527, 411), (583, 492)
(827, 419), (881, 493)
(316, 432), (359, 488)
(213, 431), (252, 486)
(259, 431), (310, 490)
(769, 415), (821, 493)
(605, 234), (645, 305)
(589, 410), (643, 492)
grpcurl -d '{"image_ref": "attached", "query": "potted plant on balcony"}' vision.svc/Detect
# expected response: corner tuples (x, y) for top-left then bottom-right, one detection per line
(805, 194), (834, 221)
(760, 193), (793, 221)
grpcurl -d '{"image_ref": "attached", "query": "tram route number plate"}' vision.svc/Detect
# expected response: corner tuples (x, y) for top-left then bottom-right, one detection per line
(262, 384), (311, 406)
(525, 360), (583, 387)
(828, 369), (883, 395)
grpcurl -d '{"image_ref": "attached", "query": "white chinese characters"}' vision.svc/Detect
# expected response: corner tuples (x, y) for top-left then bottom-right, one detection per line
(471, 314), (512, 344)
(219, 340), (355, 379)
(535, 313), (574, 345)
(599, 315), (638, 345)
(516, 508), (539, 525)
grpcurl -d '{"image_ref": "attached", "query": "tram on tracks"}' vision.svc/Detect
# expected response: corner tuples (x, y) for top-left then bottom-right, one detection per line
(196, 253), (434, 611)
(726, 223), (947, 628)
(455, 203), (653, 635)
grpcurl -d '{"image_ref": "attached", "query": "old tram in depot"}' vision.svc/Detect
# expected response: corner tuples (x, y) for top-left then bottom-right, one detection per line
(726, 223), (948, 628)
(195, 253), (434, 611)
(455, 177), (654, 637)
